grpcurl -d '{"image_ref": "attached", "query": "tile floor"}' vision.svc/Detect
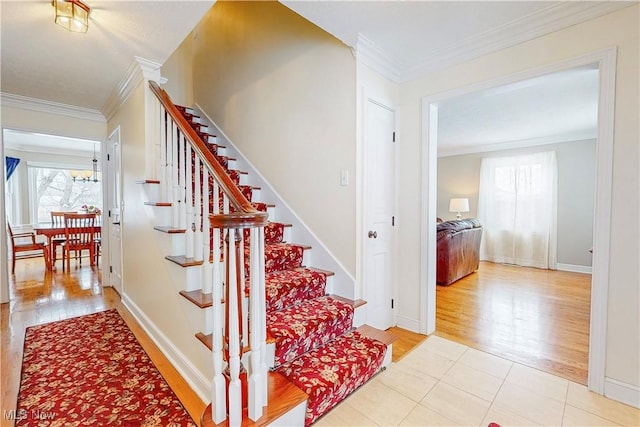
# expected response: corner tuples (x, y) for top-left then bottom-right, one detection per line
(315, 336), (640, 426)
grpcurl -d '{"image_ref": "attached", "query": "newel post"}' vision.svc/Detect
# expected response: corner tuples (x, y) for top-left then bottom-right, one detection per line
(224, 228), (244, 426)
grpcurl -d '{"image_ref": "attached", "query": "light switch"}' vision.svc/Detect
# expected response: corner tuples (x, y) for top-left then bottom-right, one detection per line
(340, 169), (349, 186)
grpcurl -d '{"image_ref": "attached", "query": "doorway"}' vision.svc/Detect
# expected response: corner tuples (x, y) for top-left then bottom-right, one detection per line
(420, 48), (616, 393)
(3, 129), (104, 276)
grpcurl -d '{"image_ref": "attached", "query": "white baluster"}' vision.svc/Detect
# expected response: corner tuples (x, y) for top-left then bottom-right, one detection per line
(249, 226), (267, 420)
(258, 226), (268, 407)
(194, 155), (203, 262)
(159, 107), (168, 201)
(179, 133), (187, 231)
(202, 169), (212, 294)
(171, 121), (180, 228)
(226, 229), (243, 426)
(210, 219), (226, 423)
(185, 142), (194, 259)
(211, 181), (221, 295)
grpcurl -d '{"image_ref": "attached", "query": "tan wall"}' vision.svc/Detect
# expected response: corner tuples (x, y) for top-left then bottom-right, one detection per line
(1, 105), (106, 141)
(190, 1), (358, 274)
(162, 35), (195, 108)
(107, 83), (212, 395)
(398, 5), (639, 388)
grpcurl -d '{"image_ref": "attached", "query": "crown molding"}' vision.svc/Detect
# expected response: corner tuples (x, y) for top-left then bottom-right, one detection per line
(0, 92), (106, 122)
(354, 2), (633, 83)
(437, 131), (596, 158)
(406, 2), (631, 82)
(101, 56), (168, 121)
(355, 34), (403, 83)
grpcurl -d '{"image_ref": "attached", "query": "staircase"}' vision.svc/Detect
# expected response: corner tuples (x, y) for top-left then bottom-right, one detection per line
(144, 81), (394, 426)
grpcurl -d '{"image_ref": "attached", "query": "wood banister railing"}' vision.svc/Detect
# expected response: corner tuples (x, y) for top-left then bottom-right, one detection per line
(149, 81), (268, 228)
(148, 81), (269, 424)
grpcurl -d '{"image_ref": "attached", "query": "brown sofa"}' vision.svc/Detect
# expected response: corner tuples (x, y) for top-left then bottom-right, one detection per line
(436, 219), (482, 286)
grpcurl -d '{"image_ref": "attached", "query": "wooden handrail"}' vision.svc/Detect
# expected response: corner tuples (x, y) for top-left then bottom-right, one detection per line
(149, 81), (268, 229)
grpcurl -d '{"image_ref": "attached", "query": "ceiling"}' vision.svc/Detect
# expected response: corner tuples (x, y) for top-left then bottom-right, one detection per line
(282, 1), (633, 82)
(0, 0), (214, 113)
(0, 1), (633, 154)
(436, 65), (599, 157)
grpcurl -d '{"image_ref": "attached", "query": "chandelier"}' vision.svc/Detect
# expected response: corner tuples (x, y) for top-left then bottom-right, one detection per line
(70, 144), (99, 183)
(52, 0), (90, 33)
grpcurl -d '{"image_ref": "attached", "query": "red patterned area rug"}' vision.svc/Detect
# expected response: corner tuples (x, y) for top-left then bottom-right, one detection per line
(16, 309), (196, 426)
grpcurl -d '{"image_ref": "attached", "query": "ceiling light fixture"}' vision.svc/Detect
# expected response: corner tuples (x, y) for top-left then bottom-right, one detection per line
(70, 143), (99, 183)
(52, 0), (90, 33)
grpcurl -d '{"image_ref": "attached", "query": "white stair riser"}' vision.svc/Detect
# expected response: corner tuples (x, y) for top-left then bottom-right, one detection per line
(171, 234), (185, 257)
(282, 227), (292, 244)
(352, 304), (366, 328)
(382, 344), (393, 368)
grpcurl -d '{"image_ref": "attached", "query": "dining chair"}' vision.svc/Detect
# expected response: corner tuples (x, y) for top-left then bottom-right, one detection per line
(62, 213), (96, 271)
(7, 222), (51, 274)
(50, 211), (67, 269)
(94, 211), (102, 266)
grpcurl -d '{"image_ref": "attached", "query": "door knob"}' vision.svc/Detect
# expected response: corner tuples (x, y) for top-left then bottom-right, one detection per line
(368, 230), (378, 239)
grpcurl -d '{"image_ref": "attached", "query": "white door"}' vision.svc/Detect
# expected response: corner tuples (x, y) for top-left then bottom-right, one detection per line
(106, 128), (123, 294)
(363, 99), (395, 330)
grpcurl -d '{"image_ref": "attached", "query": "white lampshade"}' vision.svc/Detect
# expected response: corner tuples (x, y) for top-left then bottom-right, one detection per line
(449, 198), (469, 219)
(449, 198), (470, 213)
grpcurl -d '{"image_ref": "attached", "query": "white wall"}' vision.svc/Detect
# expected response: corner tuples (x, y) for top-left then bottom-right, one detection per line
(397, 5), (638, 392)
(438, 139), (596, 267)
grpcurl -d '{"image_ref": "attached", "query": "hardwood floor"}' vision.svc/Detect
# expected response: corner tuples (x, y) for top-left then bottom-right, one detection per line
(1, 259), (205, 427)
(435, 260), (591, 385)
(1, 258), (428, 427)
(387, 326), (427, 362)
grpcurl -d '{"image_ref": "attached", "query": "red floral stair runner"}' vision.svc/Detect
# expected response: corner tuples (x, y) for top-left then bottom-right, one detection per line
(178, 106), (388, 425)
(268, 296), (354, 366)
(276, 330), (387, 426)
(265, 267), (327, 313)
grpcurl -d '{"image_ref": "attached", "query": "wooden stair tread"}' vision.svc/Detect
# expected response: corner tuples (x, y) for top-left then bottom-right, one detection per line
(197, 331), (276, 350)
(330, 294), (366, 308)
(200, 371), (308, 427)
(356, 324), (398, 346)
(180, 290), (213, 308)
(154, 226), (186, 234)
(136, 179), (160, 184)
(165, 255), (204, 267)
(144, 201), (172, 207)
(196, 332), (274, 352)
(306, 267), (335, 277)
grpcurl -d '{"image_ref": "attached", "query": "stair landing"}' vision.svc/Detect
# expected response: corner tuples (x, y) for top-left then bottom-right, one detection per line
(200, 371), (308, 427)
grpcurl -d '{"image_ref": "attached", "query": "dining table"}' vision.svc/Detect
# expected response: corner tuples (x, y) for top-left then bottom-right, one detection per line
(34, 223), (102, 271)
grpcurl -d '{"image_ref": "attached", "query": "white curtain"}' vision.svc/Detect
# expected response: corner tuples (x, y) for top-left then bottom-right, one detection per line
(477, 151), (558, 269)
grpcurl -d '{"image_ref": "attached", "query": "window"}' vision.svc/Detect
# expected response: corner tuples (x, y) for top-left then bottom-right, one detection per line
(477, 151), (557, 269)
(28, 165), (102, 224)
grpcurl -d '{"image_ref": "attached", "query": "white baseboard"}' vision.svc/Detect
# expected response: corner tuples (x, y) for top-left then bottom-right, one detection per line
(557, 263), (593, 274)
(604, 377), (640, 409)
(395, 314), (420, 333)
(121, 293), (211, 402)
